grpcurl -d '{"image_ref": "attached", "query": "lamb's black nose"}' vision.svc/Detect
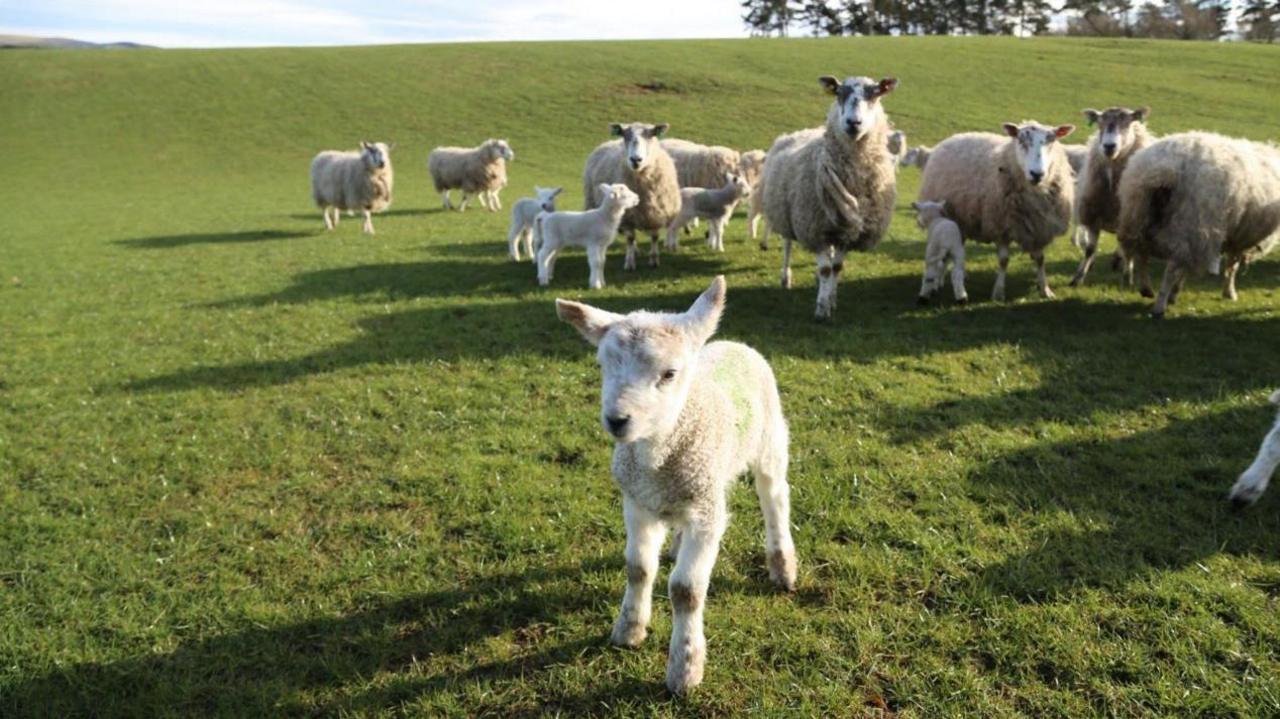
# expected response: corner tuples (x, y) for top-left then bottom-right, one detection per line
(1029, 170), (1044, 184)
(606, 415), (630, 435)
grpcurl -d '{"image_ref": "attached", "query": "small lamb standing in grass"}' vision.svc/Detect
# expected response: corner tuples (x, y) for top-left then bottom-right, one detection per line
(506, 186), (562, 262)
(1229, 390), (1280, 507)
(582, 123), (682, 271)
(428, 139), (514, 212)
(1116, 131), (1280, 317)
(666, 173), (752, 252)
(912, 200), (967, 305)
(901, 145), (931, 170)
(535, 183), (639, 289)
(918, 121), (1076, 301)
(555, 275), (796, 695)
(310, 141), (393, 235)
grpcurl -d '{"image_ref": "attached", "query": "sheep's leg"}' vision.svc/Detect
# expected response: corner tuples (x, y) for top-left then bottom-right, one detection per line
(1151, 260), (1185, 319)
(322, 207), (335, 231)
(1223, 255), (1242, 301)
(1167, 272), (1187, 306)
(992, 243), (1011, 302)
(951, 246), (969, 304)
(459, 192), (471, 212)
(648, 232), (660, 268)
(536, 243), (558, 286)
(490, 191), (502, 211)
(362, 209), (375, 235)
(1069, 227), (1101, 287)
(623, 230), (638, 271)
(780, 236), (793, 289)
(612, 496), (665, 649)
(441, 190), (452, 210)
(507, 222), (524, 262)
(759, 218), (772, 251)
(752, 439), (796, 592)
(1033, 250), (1054, 299)
(666, 217), (683, 252)
(666, 510), (726, 695)
(1229, 411), (1280, 506)
(814, 247), (844, 321)
(523, 228), (535, 264)
(588, 243), (607, 290)
(477, 191), (491, 211)
(748, 208), (761, 242)
(1136, 256), (1154, 298)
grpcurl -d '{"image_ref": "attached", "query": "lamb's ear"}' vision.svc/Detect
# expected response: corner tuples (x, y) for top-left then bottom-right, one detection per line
(1133, 106), (1151, 122)
(556, 299), (622, 347)
(876, 77), (899, 95)
(387, 142), (396, 151)
(818, 75), (840, 95)
(609, 123), (624, 137)
(1054, 124), (1076, 139)
(360, 140), (371, 150)
(597, 183), (611, 199)
(1002, 123), (1020, 139)
(650, 123), (669, 138)
(910, 201), (921, 211)
(684, 275), (726, 344)
(551, 187), (563, 197)
(1083, 109), (1101, 126)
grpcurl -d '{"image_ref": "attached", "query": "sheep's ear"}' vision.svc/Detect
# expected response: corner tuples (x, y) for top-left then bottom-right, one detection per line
(386, 142), (396, 151)
(1133, 106), (1151, 122)
(609, 123), (624, 137)
(597, 183), (611, 198)
(1002, 123), (1020, 139)
(1082, 109), (1101, 126)
(556, 299), (622, 347)
(683, 275), (726, 344)
(650, 123), (669, 138)
(551, 187), (563, 197)
(1054, 124), (1076, 139)
(818, 75), (840, 95)
(876, 77), (899, 95)
(910, 201), (922, 211)
(360, 140), (371, 150)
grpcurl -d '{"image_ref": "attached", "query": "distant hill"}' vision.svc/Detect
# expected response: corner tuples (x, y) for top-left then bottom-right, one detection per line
(0, 33), (153, 49)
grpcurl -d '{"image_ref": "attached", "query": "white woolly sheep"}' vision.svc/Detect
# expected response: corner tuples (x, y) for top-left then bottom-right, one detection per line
(901, 145), (932, 170)
(428, 139), (514, 212)
(555, 275), (796, 695)
(758, 74), (900, 320)
(912, 200), (968, 305)
(506, 186), (562, 262)
(666, 173), (752, 252)
(1068, 106), (1155, 289)
(310, 141), (394, 235)
(1229, 390), (1280, 506)
(535, 183), (639, 289)
(582, 123), (682, 271)
(1116, 131), (1280, 317)
(918, 121), (1076, 301)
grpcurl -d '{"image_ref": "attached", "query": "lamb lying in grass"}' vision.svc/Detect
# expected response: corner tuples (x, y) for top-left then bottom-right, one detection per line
(665, 173), (752, 252)
(506, 186), (562, 262)
(535, 183), (638, 289)
(555, 275), (796, 695)
(1229, 390), (1280, 507)
(912, 200), (967, 305)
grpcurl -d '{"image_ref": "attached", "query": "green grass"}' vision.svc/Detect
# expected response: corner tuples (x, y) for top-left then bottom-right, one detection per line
(2, 36), (1280, 717)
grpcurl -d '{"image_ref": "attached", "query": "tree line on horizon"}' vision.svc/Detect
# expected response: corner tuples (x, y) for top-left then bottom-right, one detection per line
(740, 0), (1279, 41)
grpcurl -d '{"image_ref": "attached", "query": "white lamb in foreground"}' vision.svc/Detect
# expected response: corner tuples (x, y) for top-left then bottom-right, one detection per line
(555, 275), (796, 695)
(506, 186), (562, 262)
(912, 200), (968, 305)
(535, 183), (639, 289)
(666, 173), (752, 252)
(1229, 390), (1280, 507)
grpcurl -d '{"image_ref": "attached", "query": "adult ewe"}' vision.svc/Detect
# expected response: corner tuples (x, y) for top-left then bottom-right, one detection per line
(759, 74), (900, 320)
(428, 139), (514, 212)
(918, 121), (1076, 301)
(1116, 131), (1280, 317)
(582, 123), (682, 271)
(310, 141), (393, 235)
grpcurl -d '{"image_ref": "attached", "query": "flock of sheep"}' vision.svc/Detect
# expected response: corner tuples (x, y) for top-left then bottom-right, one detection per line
(307, 73), (1280, 695)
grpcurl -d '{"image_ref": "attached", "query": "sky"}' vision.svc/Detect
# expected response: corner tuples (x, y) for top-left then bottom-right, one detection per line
(0, 0), (749, 47)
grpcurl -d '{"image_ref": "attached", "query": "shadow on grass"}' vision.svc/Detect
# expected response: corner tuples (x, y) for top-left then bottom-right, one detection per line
(4, 557), (785, 716)
(114, 230), (315, 249)
(288, 207), (447, 222)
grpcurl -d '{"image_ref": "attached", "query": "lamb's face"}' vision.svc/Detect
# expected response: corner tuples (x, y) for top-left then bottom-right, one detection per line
(911, 200), (946, 230)
(728, 173), (751, 198)
(556, 277), (726, 444)
(1083, 106), (1149, 160)
(360, 141), (389, 170)
(819, 75), (898, 141)
(600, 183), (639, 210)
(901, 147), (919, 167)
(611, 122), (668, 172)
(535, 186), (562, 212)
(1002, 122), (1075, 185)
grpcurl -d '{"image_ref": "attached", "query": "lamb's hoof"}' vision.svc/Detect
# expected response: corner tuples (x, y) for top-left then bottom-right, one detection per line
(1041, 288), (1056, 300)
(665, 649), (705, 695)
(1229, 494), (1255, 511)
(759, 242), (769, 251)
(956, 297), (969, 306)
(814, 308), (832, 322)
(991, 292), (1007, 303)
(1140, 287), (1155, 299)
(648, 256), (660, 268)
(610, 619), (648, 648)
(1150, 310), (1165, 320)
(1224, 291), (1239, 302)
(916, 295), (930, 306)
(1069, 274), (1085, 288)
(781, 270), (792, 289)
(768, 550), (797, 592)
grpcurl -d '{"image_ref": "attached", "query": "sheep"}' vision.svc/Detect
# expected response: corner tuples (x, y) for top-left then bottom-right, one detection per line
(758, 74), (899, 320)
(506, 186), (562, 262)
(1064, 144), (1088, 175)
(554, 275), (796, 695)
(912, 200), (968, 305)
(310, 141), (393, 235)
(1116, 131), (1280, 317)
(535, 183), (639, 289)
(663, 138), (741, 190)
(901, 144), (932, 170)
(666, 173), (752, 252)
(918, 121), (1076, 301)
(1068, 106), (1155, 289)
(427, 139), (514, 212)
(582, 123), (682, 271)
(738, 150), (768, 241)
(1229, 390), (1280, 507)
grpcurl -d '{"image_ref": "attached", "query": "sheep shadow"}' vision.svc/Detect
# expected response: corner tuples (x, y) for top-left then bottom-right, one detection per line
(2, 559), (679, 717)
(113, 230), (315, 249)
(287, 208), (446, 222)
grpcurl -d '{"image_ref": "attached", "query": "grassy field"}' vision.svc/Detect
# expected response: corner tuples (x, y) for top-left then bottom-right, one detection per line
(2, 36), (1280, 717)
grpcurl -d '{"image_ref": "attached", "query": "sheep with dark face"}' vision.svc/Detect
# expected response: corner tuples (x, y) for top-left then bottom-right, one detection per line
(582, 123), (682, 271)
(310, 141), (394, 235)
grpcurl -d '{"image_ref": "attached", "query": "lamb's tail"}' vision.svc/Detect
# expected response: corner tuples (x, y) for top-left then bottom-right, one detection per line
(1116, 161), (1179, 257)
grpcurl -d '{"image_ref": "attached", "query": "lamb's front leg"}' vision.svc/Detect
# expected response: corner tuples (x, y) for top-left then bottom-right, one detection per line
(666, 512), (726, 695)
(611, 496), (664, 648)
(362, 209), (375, 235)
(1229, 409), (1280, 506)
(1032, 250), (1054, 299)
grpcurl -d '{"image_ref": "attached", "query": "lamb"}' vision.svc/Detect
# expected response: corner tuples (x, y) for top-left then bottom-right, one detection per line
(738, 149), (768, 241)
(1116, 131), (1280, 317)
(310, 141), (393, 235)
(887, 130), (907, 166)
(427, 139), (514, 212)
(535, 183), (639, 289)
(554, 275), (796, 695)
(582, 123), (682, 271)
(666, 173), (752, 252)
(912, 200), (968, 305)
(663, 138), (741, 189)
(506, 186), (562, 262)
(901, 145), (931, 170)
(758, 74), (900, 320)
(917, 121), (1076, 301)
(1068, 106), (1155, 289)
(1229, 390), (1280, 507)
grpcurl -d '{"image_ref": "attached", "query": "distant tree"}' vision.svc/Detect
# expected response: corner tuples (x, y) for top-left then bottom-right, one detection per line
(1241, 0), (1280, 41)
(742, 0), (802, 36)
